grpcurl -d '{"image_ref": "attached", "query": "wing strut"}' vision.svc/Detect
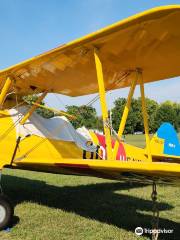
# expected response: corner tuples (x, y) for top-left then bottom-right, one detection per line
(113, 71), (137, 159)
(139, 69), (152, 161)
(94, 49), (113, 160)
(20, 91), (47, 125)
(0, 77), (12, 108)
(31, 102), (76, 120)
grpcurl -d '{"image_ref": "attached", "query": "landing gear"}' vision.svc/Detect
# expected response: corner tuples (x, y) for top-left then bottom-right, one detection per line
(151, 181), (159, 240)
(0, 194), (14, 230)
(0, 171), (14, 230)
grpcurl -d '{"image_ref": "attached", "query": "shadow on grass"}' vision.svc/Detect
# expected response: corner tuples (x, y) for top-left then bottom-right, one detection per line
(2, 174), (179, 240)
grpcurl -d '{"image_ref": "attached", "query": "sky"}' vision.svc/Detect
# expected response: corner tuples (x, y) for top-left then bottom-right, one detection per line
(0, 0), (180, 114)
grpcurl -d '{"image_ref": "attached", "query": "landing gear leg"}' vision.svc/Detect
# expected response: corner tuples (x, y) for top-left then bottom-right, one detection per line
(151, 181), (159, 240)
(0, 171), (14, 230)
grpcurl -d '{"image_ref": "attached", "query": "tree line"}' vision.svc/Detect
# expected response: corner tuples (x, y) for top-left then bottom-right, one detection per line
(111, 98), (180, 134)
(66, 98), (180, 134)
(25, 95), (180, 134)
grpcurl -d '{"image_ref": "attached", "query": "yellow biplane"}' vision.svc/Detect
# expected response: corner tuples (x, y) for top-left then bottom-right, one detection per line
(0, 5), (179, 233)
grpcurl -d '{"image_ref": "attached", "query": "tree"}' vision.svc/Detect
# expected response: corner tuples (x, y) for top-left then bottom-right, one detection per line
(66, 105), (98, 129)
(135, 98), (158, 133)
(23, 95), (54, 119)
(111, 97), (158, 134)
(111, 98), (139, 134)
(96, 116), (103, 132)
(173, 103), (180, 131)
(154, 101), (178, 130)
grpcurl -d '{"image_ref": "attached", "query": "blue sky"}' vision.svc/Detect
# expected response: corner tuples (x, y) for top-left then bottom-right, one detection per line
(0, 0), (179, 114)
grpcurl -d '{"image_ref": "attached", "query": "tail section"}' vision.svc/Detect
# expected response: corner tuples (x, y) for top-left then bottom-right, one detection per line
(150, 122), (180, 157)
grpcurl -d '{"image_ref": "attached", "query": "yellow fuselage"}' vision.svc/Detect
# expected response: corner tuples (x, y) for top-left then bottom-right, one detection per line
(0, 111), (179, 185)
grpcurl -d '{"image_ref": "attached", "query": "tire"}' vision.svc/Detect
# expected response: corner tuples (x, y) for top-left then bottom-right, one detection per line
(0, 195), (14, 230)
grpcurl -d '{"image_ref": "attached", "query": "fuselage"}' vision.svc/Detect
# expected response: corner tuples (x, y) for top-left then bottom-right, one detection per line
(0, 109), (179, 185)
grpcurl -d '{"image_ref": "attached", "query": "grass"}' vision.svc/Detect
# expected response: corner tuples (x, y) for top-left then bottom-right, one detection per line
(0, 135), (179, 240)
(125, 134), (147, 148)
(125, 133), (180, 148)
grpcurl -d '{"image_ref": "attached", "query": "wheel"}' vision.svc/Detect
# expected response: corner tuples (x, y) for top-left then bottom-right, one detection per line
(0, 195), (14, 230)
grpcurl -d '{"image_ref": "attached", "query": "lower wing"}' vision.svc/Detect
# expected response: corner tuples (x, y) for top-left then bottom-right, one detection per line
(11, 158), (180, 185)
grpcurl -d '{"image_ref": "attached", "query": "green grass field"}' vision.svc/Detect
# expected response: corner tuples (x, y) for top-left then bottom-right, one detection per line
(125, 133), (180, 148)
(0, 135), (179, 240)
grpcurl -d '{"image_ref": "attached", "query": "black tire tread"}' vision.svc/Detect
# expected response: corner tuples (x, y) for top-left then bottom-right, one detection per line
(0, 194), (14, 230)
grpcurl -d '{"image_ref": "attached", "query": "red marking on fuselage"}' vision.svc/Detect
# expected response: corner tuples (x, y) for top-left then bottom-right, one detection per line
(95, 133), (126, 160)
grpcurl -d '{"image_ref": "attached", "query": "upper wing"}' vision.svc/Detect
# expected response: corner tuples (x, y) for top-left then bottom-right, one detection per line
(0, 5), (180, 97)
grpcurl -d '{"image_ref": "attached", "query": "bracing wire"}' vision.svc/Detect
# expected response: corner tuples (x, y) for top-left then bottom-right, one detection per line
(54, 94), (66, 109)
(0, 89), (40, 141)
